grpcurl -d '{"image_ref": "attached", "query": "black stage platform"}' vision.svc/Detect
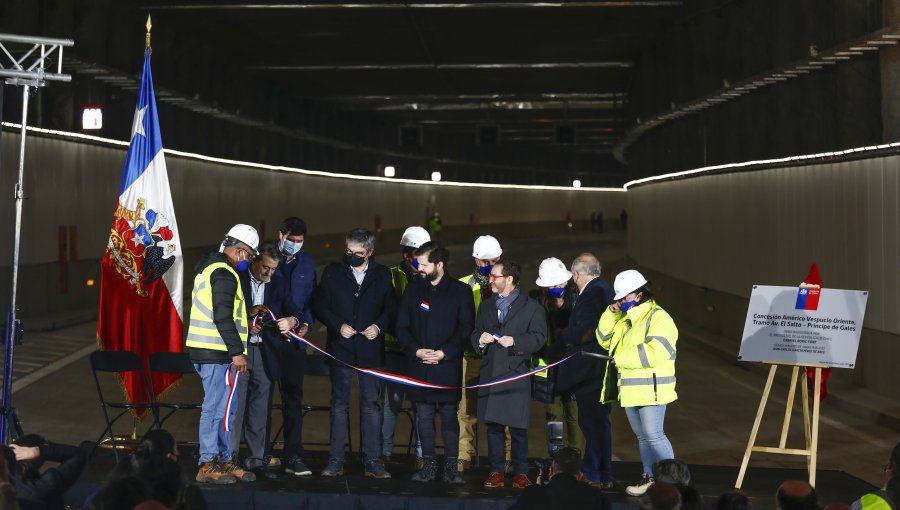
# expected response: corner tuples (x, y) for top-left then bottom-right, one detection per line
(65, 451), (877, 509)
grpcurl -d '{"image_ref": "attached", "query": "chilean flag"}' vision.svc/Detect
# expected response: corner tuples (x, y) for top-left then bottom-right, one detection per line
(97, 49), (183, 417)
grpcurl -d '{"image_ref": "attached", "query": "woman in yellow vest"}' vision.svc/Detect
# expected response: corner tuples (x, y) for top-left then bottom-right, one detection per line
(596, 269), (678, 497)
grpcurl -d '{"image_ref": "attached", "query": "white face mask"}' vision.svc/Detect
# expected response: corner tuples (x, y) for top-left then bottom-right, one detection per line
(280, 239), (303, 256)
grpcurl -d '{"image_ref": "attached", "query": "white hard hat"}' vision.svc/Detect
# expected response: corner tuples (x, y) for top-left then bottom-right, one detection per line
(535, 257), (573, 287)
(223, 224), (260, 255)
(400, 226), (430, 248)
(613, 269), (648, 301)
(472, 235), (502, 259)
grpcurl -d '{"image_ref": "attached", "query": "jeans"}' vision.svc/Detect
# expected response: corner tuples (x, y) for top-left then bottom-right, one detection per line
(624, 404), (674, 475)
(194, 362), (234, 464)
(416, 402), (459, 458)
(330, 364), (382, 462)
(487, 422), (527, 475)
(575, 390), (613, 483)
(382, 354), (422, 457)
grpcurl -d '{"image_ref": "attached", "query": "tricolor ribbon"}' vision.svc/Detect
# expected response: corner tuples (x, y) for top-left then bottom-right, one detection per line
(223, 363), (240, 432)
(252, 310), (603, 390)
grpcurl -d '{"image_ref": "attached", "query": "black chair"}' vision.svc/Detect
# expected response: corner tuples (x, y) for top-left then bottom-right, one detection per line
(148, 351), (202, 428)
(89, 350), (158, 461)
(269, 354), (353, 454)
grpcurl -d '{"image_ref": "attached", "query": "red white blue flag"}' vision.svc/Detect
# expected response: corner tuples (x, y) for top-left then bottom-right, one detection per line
(795, 287), (821, 311)
(97, 49), (183, 415)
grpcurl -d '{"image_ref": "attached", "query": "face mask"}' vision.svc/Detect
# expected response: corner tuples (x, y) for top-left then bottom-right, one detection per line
(478, 264), (494, 277)
(344, 253), (366, 268)
(548, 287), (566, 299)
(280, 239), (302, 256)
(236, 258), (250, 272)
(411, 259), (419, 269)
(620, 299), (640, 312)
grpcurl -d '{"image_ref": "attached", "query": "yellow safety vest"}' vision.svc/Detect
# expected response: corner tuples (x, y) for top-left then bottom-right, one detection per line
(185, 261), (248, 354)
(595, 300), (678, 406)
(851, 490), (892, 510)
(384, 264), (411, 353)
(534, 316), (556, 379)
(460, 274), (484, 357)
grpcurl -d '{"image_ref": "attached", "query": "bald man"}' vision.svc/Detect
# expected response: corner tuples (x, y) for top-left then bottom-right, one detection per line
(776, 480), (818, 510)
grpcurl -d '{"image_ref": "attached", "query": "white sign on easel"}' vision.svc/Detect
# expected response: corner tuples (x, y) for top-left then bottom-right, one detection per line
(738, 285), (868, 368)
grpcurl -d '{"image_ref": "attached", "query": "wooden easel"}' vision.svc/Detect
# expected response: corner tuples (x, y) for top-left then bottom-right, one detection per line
(735, 363), (824, 489)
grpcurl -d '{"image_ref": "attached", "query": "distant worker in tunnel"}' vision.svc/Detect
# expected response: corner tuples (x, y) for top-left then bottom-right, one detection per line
(596, 269), (678, 497)
(458, 235), (511, 473)
(427, 212), (443, 241)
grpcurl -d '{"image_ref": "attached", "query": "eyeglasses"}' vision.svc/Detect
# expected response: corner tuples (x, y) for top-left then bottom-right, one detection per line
(489, 274), (511, 281)
(345, 249), (368, 258)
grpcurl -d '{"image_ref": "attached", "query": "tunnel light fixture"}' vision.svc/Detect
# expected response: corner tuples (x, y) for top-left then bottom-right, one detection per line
(431, 171), (442, 182)
(81, 106), (103, 130)
(383, 165), (396, 177)
(572, 179), (582, 188)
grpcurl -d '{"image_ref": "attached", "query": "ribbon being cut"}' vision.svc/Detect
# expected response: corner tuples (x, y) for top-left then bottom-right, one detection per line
(252, 309), (605, 390)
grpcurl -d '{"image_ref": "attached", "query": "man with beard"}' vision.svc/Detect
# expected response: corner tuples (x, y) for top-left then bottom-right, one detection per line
(396, 241), (474, 483)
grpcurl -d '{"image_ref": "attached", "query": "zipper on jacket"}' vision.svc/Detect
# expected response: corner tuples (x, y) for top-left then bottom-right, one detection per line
(652, 373), (658, 401)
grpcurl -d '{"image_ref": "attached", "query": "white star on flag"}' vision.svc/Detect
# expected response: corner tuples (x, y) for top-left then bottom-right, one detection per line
(131, 105), (148, 139)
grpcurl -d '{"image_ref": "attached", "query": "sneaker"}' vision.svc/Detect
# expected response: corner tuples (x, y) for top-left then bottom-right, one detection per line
(267, 456), (282, 468)
(442, 457), (464, 484)
(220, 459), (256, 482)
(625, 474), (654, 496)
(511, 473), (532, 489)
(195, 461), (237, 485)
(365, 458), (392, 479)
(320, 458), (344, 477)
(483, 471), (505, 488)
(285, 456), (312, 476)
(411, 456), (437, 482)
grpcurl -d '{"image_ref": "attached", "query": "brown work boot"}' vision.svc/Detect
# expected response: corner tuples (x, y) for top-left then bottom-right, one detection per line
(511, 473), (533, 488)
(483, 471), (505, 488)
(220, 459), (257, 482)
(196, 461), (237, 485)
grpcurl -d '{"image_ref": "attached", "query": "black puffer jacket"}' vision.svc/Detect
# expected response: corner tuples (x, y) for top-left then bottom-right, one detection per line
(188, 252), (246, 364)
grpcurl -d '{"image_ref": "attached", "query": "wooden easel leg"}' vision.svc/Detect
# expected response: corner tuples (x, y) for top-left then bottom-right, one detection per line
(779, 366), (800, 448)
(801, 368), (811, 469)
(736, 364), (778, 489)
(809, 367), (822, 486)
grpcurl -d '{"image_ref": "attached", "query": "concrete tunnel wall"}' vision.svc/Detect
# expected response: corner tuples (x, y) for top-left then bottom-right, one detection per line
(627, 152), (900, 401)
(0, 129), (626, 322)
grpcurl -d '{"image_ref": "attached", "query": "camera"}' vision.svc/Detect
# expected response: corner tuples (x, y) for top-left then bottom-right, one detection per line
(534, 421), (564, 485)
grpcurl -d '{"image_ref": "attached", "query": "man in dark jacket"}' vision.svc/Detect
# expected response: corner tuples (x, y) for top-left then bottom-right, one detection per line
(471, 259), (546, 489)
(556, 253), (616, 488)
(312, 228), (396, 479)
(396, 241), (474, 484)
(231, 241), (300, 480)
(186, 224), (259, 485)
(272, 216), (316, 476)
(509, 447), (609, 510)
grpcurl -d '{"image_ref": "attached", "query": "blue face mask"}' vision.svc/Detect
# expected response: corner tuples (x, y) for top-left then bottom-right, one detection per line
(620, 299), (640, 312)
(411, 258), (419, 269)
(280, 239), (302, 256)
(548, 287), (566, 299)
(236, 259), (250, 272)
(478, 264), (494, 276)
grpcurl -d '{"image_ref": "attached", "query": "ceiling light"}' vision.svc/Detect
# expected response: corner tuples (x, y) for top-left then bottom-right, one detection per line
(431, 171), (442, 182)
(384, 165), (395, 177)
(572, 179), (582, 188)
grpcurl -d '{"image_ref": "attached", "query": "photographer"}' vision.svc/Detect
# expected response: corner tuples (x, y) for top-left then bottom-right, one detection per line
(509, 447), (609, 510)
(1, 434), (85, 510)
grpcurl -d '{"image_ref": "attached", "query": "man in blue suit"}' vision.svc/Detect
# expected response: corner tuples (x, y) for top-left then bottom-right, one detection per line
(231, 241), (302, 480)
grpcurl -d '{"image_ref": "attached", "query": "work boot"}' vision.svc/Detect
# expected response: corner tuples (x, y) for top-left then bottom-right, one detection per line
(219, 459), (256, 482)
(625, 473), (654, 496)
(364, 458), (392, 479)
(195, 461), (237, 485)
(411, 456), (438, 482)
(442, 457), (464, 484)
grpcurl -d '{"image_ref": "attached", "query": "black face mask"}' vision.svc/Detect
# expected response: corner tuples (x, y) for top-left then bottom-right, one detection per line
(344, 253), (367, 268)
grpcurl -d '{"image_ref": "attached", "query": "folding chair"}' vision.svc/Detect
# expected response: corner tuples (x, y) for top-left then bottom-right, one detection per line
(89, 350), (158, 462)
(148, 351), (202, 428)
(269, 354), (353, 453)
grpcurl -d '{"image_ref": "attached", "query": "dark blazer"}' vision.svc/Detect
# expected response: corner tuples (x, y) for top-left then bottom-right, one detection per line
(276, 252), (317, 328)
(312, 257), (397, 368)
(556, 276), (615, 395)
(396, 275), (475, 403)
(508, 473), (610, 510)
(470, 290), (546, 429)
(239, 268), (298, 381)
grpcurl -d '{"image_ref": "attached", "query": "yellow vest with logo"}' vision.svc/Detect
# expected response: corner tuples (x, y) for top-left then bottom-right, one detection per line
(186, 262), (248, 354)
(384, 264), (411, 353)
(595, 300), (677, 406)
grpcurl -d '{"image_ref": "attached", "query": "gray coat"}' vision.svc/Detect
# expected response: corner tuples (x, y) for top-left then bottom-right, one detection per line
(470, 291), (547, 429)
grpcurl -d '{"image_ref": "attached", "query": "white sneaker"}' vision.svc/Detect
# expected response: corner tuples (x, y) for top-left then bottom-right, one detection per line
(625, 474), (654, 496)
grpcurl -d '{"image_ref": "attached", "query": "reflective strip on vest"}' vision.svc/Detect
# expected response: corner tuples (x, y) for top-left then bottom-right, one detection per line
(596, 326), (613, 342)
(647, 335), (676, 360)
(619, 375), (676, 387)
(636, 344), (651, 368)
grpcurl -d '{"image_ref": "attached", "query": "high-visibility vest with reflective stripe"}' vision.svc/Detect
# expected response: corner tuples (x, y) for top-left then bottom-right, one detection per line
(384, 264), (410, 353)
(851, 490), (892, 510)
(533, 315), (556, 379)
(595, 300), (678, 407)
(460, 274), (484, 357)
(186, 261), (248, 354)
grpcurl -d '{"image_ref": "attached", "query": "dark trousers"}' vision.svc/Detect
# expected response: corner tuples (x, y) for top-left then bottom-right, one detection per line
(415, 402), (459, 458)
(487, 421), (527, 475)
(278, 342), (306, 459)
(575, 390), (613, 483)
(230, 343), (272, 468)
(329, 363), (382, 462)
